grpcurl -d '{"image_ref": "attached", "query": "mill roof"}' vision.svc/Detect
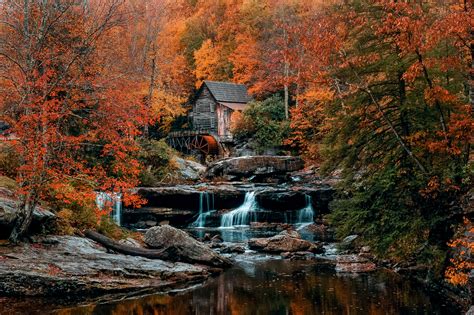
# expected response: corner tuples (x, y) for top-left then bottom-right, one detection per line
(202, 81), (252, 104)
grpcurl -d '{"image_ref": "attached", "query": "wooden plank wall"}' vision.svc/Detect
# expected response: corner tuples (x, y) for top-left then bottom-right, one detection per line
(193, 86), (217, 132)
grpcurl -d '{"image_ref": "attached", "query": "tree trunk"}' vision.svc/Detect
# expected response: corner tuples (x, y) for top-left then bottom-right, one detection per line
(85, 230), (178, 260)
(9, 192), (37, 243)
(284, 60), (289, 120)
(466, 32), (473, 164)
(143, 54), (156, 138)
(398, 72), (409, 138)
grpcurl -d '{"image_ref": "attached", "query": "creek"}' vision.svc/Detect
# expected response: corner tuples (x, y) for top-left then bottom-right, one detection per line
(0, 228), (453, 315)
(0, 185), (457, 314)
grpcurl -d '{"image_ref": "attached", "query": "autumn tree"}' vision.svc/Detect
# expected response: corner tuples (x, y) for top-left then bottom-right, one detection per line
(0, 0), (146, 241)
(303, 0), (473, 268)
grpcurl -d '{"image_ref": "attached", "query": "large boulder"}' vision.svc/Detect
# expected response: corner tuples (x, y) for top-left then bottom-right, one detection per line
(171, 157), (206, 181)
(256, 190), (307, 211)
(248, 230), (323, 253)
(122, 207), (195, 229)
(132, 185), (245, 211)
(205, 156), (304, 181)
(0, 235), (209, 297)
(144, 225), (232, 267)
(0, 189), (56, 238)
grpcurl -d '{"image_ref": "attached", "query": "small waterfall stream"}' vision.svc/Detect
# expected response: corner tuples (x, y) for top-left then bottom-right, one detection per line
(220, 192), (257, 228)
(295, 195), (314, 230)
(95, 192), (122, 226)
(192, 192), (215, 228)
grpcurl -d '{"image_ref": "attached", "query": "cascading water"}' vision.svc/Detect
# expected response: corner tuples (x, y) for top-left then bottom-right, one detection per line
(295, 195), (314, 230)
(95, 192), (122, 226)
(220, 192), (258, 228)
(191, 192), (215, 228)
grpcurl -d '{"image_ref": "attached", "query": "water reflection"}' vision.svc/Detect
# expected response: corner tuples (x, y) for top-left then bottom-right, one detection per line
(14, 260), (451, 315)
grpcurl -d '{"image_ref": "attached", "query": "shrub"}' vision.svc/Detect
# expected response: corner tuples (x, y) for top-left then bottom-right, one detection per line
(138, 139), (177, 186)
(0, 143), (21, 178)
(232, 95), (290, 154)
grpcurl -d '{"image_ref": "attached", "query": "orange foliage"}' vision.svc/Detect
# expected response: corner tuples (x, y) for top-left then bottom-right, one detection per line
(445, 218), (474, 286)
(0, 1), (147, 237)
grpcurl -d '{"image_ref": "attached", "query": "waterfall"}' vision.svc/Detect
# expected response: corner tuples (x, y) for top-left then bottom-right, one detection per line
(95, 192), (122, 226)
(191, 192), (214, 228)
(220, 192), (257, 228)
(296, 195), (314, 230)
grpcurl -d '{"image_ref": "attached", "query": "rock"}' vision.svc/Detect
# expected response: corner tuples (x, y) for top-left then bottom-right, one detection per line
(123, 207), (195, 228)
(309, 242), (325, 254)
(220, 244), (246, 254)
(211, 234), (223, 243)
(203, 233), (211, 241)
(0, 235), (210, 297)
(144, 225), (231, 267)
(299, 224), (335, 242)
(145, 220), (157, 227)
(0, 196), (17, 227)
(281, 251), (315, 260)
(466, 305), (474, 315)
(255, 186), (334, 213)
(256, 190), (307, 211)
(340, 235), (358, 249)
(335, 254), (376, 273)
(250, 222), (292, 231)
(205, 156), (304, 181)
(0, 192), (56, 238)
(248, 237), (270, 249)
(172, 156), (206, 181)
(279, 229), (301, 239)
(132, 185), (245, 212)
(360, 246), (371, 253)
(126, 184), (334, 227)
(248, 233), (323, 254)
(209, 242), (224, 249)
(118, 237), (142, 248)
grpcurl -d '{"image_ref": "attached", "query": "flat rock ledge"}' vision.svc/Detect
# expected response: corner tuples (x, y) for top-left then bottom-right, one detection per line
(0, 236), (210, 298)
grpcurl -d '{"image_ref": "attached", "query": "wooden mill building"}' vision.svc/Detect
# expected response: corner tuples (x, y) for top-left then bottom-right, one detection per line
(167, 81), (252, 157)
(191, 81), (252, 141)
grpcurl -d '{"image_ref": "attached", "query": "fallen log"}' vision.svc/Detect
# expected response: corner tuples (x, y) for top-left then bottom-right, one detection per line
(84, 230), (176, 260)
(86, 229), (232, 268)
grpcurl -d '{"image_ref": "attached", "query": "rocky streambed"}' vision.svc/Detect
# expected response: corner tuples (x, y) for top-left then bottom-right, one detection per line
(0, 235), (212, 298)
(0, 224), (461, 315)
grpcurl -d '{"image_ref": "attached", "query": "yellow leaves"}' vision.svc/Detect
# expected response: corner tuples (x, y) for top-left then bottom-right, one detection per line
(229, 33), (262, 87)
(150, 89), (186, 132)
(194, 39), (229, 87)
(301, 87), (334, 103)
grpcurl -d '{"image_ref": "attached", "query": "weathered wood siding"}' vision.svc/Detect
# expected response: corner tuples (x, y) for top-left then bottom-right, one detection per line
(193, 86), (217, 132)
(217, 104), (233, 138)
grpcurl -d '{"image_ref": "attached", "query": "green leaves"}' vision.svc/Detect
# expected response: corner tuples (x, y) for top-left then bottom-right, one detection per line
(233, 95), (290, 153)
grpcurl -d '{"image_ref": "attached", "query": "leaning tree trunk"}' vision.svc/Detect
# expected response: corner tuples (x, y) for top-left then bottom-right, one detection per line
(9, 192), (37, 243)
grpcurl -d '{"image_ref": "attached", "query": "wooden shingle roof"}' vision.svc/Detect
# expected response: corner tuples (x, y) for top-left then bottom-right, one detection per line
(203, 81), (252, 104)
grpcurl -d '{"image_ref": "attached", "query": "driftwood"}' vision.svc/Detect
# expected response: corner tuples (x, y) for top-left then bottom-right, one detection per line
(85, 229), (232, 267)
(84, 230), (176, 260)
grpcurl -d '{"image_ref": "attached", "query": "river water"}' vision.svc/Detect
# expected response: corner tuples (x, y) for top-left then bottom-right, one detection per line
(0, 228), (456, 315)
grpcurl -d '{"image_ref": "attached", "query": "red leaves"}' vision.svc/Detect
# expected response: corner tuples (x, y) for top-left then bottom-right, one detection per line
(424, 86), (457, 107)
(0, 1), (148, 224)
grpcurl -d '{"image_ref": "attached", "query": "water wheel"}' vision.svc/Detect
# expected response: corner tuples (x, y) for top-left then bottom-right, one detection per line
(190, 135), (219, 156)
